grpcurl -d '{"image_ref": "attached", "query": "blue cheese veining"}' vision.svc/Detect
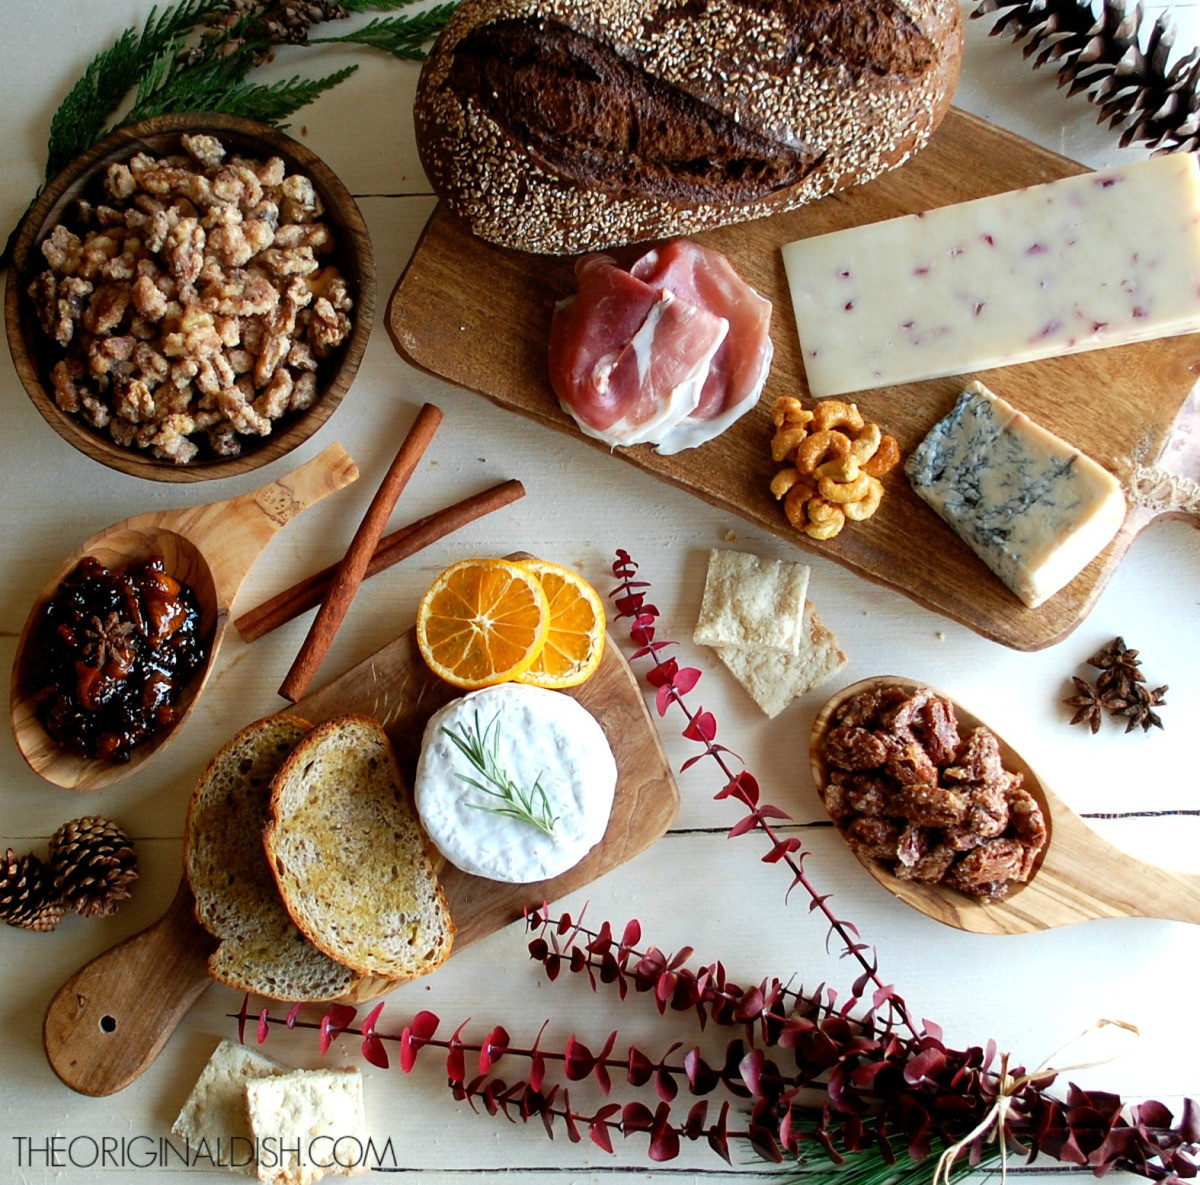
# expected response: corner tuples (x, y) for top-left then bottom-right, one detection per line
(415, 684), (616, 884)
(905, 381), (1126, 608)
(781, 154), (1200, 397)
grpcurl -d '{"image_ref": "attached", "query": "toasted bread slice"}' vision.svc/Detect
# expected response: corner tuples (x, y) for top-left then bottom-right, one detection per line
(265, 715), (455, 979)
(184, 714), (359, 1001)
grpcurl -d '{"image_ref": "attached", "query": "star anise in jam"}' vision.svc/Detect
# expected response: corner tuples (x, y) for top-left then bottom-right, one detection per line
(78, 611), (136, 675)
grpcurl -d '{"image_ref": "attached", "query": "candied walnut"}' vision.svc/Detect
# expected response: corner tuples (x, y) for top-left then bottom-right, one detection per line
(114, 378), (156, 424)
(181, 133), (225, 170)
(254, 368), (293, 419)
(892, 781), (967, 829)
(823, 725), (887, 771)
(845, 816), (901, 861)
(289, 371), (318, 411)
(307, 297), (351, 353)
(132, 274), (168, 320)
(280, 173), (323, 223)
(51, 358), (85, 413)
(164, 219), (206, 285)
(41, 224), (84, 273)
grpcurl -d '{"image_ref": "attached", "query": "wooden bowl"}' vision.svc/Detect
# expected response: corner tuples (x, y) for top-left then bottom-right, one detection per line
(4, 114), (375, 482)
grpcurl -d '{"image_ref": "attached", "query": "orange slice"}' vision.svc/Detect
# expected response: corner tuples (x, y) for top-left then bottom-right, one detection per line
(416, 559), (551, 689)
(515, 559), (606, 689)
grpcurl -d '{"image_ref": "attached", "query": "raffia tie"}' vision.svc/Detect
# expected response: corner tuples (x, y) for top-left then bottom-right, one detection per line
(931, 1019), (1140, 1185)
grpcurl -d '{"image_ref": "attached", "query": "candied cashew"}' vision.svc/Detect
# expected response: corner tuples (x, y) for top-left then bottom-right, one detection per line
(843, 476), (884, 521)
(818, 468), (871, 504)
(771, 423), (809, 464)
(796, 429), (852, 474)
(803, 497), (845, 540)
(813, 399), (865, 434)
(862, 434), (901, 477)
(772, 395), (813, 428)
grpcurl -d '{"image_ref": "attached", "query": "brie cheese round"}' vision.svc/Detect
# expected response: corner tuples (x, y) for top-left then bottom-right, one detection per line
(414, 684), (617, 884)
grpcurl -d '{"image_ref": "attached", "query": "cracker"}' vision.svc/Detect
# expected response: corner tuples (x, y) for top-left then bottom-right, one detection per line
(172, 1039), (286, 1175)
(693, 549), (810, 654)
(717, 601), (847, 718)
(247, 1067), (368, 1185)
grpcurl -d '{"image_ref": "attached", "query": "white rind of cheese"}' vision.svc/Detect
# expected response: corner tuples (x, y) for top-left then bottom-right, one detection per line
(782, 154), (1200, 397)
(415, 684), (616, 884)
(905, 381), (1127, 608)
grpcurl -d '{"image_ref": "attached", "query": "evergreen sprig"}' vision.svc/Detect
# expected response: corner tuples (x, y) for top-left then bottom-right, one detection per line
(313, 6), (460, 61)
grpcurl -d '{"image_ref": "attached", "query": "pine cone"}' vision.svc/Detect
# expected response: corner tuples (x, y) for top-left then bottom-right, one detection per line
(972, 0), (1200, 153)
(0, 848), (66, 932)
(49, 817), (138, 919)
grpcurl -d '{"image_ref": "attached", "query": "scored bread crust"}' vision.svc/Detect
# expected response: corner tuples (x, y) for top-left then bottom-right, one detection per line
(414, 0), (963, 254)
(183, 714), (361, 1002)
(264, 714), (456, 980)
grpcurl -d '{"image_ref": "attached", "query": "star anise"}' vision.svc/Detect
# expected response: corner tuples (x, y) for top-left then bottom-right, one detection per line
(1088, 636), (1146, 699)
(1109, 683), (1169, 733)
(78, 612), (136, 673)
(1064, 676), (1105, 733)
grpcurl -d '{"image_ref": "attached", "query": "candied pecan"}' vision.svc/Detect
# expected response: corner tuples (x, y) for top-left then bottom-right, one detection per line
(879, 689), (932, 734)
(844, 774), (894, 818)
(895, 824), (929, 868)
(824, 725), (887, 771)
(892, 781), (967, 829)
(845, 816), (902, 861)
(945, 838), (1030, 899)
(50, 358), (85, 412)
(1008, 786), (1048, 852)
(920, 696), (961, 764)
(885, 737), (938, 786)
(944, 726), (1004, 785)
(833, 686), (909, 729)
(894, 837), (957, 884)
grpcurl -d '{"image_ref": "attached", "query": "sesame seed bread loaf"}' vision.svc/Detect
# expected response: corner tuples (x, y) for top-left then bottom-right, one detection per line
(413, 0), (963, 254)
(184, 715), (362, 1002)
(264, 715), (455, 980)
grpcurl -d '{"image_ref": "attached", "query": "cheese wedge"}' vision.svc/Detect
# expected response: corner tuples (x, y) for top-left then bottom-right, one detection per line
(905, 381), (1126, 607)
(782, 154), (1200, 397)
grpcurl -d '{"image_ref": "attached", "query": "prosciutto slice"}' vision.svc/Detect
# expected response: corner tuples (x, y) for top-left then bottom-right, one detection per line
(548, 241), (772, 453)
(630, 240), (774, 454)
(548, 253), (727, 446)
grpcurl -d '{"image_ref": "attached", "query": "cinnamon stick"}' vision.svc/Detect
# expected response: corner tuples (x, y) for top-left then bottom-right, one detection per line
(235, 478), (525, 643)
(278, 402), (443, 702)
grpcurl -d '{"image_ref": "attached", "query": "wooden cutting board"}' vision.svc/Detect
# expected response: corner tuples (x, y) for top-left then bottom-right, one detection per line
(43, 629), (678, 1096)
(385, 108), (1200, 652)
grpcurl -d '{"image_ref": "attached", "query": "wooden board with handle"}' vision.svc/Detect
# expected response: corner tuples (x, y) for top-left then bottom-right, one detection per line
(43, 627), (678, 1096)
(385, 108), (1200, 652)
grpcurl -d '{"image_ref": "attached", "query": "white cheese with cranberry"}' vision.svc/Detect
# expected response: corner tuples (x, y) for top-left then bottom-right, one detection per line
(905, 381), (1126, 608)
(782, 154), (1200, 397)
(414, 684), (616, 884)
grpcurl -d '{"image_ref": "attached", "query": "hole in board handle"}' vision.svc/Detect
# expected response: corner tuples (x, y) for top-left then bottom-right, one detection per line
(99, 1015), (117, 1034)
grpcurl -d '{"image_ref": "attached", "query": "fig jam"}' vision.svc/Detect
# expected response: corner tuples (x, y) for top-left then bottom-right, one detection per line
(29, 555), (206, 762)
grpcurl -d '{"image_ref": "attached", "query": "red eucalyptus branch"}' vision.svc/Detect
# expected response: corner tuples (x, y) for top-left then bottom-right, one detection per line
(609, 549), (912, 1035)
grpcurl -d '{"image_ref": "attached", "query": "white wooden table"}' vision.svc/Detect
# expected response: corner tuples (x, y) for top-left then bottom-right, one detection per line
(1, 3), (1198, 1182)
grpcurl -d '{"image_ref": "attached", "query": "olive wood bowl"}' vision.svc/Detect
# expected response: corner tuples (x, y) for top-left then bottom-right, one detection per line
(5, 113), (374, 482)
(810, 676), (1200, 934)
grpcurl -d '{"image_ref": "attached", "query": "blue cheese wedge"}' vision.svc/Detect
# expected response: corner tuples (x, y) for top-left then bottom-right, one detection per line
(905, 381), (1126, 608)
(782, 154), (1200, 397)
(415, 684), (616, 884)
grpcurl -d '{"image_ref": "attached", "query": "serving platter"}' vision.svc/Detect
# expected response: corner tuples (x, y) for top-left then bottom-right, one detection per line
(42, 627), (678, 1096)
(386, 107), (1200, 652)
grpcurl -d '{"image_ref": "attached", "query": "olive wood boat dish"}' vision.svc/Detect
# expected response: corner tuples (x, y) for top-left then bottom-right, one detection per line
(386, 107), (1200, 651)
(809, 676), (1200, 935)
(5, 113), (375, 482)
(10, 442), (359, 790)
(43, 627), (680, 1096)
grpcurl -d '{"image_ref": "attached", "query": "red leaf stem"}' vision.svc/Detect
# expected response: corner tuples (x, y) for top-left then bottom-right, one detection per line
(609, 551), (914, 1037)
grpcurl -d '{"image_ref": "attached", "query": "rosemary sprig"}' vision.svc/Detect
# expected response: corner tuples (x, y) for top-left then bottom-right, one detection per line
(783, 1136), (1003, 1185)
(442, 709), (559, 838)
